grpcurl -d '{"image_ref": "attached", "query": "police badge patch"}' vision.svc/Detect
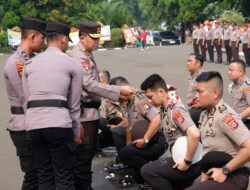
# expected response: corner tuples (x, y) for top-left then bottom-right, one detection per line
(222, 114), (239, 130)
(81, 61), (91, 70)
(15, 61), (24, 77)
(173, 110), (185, 124)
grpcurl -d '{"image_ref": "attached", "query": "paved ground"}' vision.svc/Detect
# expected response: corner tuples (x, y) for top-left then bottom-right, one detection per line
(0, 45), (249, 190)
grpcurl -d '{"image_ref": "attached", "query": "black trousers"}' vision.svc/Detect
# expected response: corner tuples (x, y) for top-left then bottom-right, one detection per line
(231, 41), (239, 60)
(28, 128), (76, 190)
(118, 132), (166, 183)
(188, 108), (203, 127)
(199, 39), (206, 61)
(224, 40), (232, 62)
(185, 167), (249, 190)
(206, 40), (214, 62)
(243, 44), (250, 65)
(141, 157), (201, 190)
(97, 117), (113, 148)
(213, 39), (222, 63)
(10, 131), (38, 190)
(193, 39), (199, 55)
(75, 120), (98, 189)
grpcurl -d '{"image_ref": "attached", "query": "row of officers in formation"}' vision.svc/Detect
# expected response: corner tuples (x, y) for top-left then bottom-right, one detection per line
(192, 20), (250, 66)
(3, 17), (250, 190)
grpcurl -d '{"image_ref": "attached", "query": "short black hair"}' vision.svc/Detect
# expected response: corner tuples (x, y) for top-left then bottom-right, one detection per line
(21, 29), (40, 39)
(230, 59), (246, 73)
(140, 74), (168, 91)
(196, 71), (223, 97)
(109, 76), (129, 86)
(46, 32), (64, 42)
(189, 53), (204, 67)
(99, 70), (111, 82)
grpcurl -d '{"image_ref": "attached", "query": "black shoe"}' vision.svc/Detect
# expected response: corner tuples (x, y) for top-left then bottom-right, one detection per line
(138, 183), (152, 190)
(107, 163), (129, 171)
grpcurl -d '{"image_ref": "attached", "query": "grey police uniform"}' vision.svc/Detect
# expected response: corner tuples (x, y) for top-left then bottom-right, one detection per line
(228, 76), (250, 129)
(206, 28), (214, 62)
(118, 92), (166, 183)
(192, 28), (199, 55)
(198, 28), (206, 61)
(141, 99), (201, 190)
(70, 41), (121, 189)
(223, 27), (232, 63)
(230, 28), (240, 60)
(242, 28), (250, 65)
(4, 47), (38, 189)
(213, 27), (223, 63)
(187, 69), (205, 126)
(187, 99), (250, 190)
(23, 45), (83, 190)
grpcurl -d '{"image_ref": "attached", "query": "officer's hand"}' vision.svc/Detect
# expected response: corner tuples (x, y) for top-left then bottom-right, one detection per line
(207, 168), (227, 183)
(200, 172), (210, 182)
(74, 136), (82, 145)
(132, 139), (146, 149)
(120, 86), (136, 96)
(107, 124), (117, 131)
(118, 118), (128, 128)
(173, 160), (190, 171)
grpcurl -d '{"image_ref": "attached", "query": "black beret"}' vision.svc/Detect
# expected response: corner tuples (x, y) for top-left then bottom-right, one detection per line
(21, 18), (46, 35)
(46, 22), (72, 42)
(79, 21), (102, 38)
(200, 151), (232, 173)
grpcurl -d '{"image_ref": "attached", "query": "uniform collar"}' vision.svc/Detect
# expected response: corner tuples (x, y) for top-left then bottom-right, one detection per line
(235, 75), (248, 86)
(16, 46), (34, 60)
(77, 42), (93, 59)
(189, 69), (204, 79)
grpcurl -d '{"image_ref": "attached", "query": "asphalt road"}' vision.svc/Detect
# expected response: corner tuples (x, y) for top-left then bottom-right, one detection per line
(0, 45), (249, 190)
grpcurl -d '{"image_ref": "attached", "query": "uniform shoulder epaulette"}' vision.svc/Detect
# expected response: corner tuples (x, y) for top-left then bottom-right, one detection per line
(25, 59), (32, 65)
(218, 104), (227, 113)
(134, 91), (145, 100)
(245, 80), (250, 85)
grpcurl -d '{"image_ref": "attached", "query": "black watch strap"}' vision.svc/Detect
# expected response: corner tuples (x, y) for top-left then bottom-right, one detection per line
(184, 159), (192, 165)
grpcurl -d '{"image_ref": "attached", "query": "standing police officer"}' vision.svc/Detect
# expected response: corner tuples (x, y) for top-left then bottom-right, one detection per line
(140, 74), (201, 190)
(212, 21), (223, 64)
(186, 71), (250, 190)
(197, 23), (206, 62)
(192, 24), (199, 55)
(22, 22), (83, 190)
(228, 59), (250, 129)
(70, 21), (134, 190)
(206, 22), (214, 63)
(3, 18), (46, 190)
(230, 23), (240, 60)
(242, 22), (250, 66)
(223, 21), (232, 64)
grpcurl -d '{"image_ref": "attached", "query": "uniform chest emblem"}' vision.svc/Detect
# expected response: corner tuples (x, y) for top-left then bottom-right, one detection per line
(173, 110), (185, 124)
(81, 61), (91, 70)
(222, 114), (239, 130)
(15, 61), (24, 77)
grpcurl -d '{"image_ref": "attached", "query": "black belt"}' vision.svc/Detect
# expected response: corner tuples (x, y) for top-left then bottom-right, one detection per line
(80, 101), (101, 109)
(27, 99), (68, 109)
(11, 106), (24, 114)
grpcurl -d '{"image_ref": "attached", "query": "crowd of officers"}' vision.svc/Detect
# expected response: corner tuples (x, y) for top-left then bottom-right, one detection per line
(192, 20), (250, 66)
(3, 17), (250, 190)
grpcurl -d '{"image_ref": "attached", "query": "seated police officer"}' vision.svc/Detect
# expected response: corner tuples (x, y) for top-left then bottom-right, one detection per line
(186, 71), (250, 190)
(140, 74), (201, 190)
(22, 22), (83, 190)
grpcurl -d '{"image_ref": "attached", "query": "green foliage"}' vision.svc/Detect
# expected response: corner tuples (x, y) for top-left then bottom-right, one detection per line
(104, 28), (125, 48)
(219, 10), (245, 24)
(2, 11), (21, 29)
(0, 31), (9, 47)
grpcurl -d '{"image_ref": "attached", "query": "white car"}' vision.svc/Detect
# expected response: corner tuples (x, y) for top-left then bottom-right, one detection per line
(146, 31), (160, 46)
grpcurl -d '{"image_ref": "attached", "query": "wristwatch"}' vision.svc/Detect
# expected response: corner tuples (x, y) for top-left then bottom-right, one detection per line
(222, 165), (231, 175)
(184, 159), (192, 165)
(143, 137), (149, 144)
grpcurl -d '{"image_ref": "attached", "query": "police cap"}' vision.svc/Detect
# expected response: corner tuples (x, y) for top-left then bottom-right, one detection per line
(79, 21), (102, 38)
(46, 22), (72, 42)
(21, 18), (46, 35)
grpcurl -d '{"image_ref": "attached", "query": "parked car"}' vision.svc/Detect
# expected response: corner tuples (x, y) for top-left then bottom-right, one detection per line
(154, 31), (180, 46)
(146, 31), (160, 46)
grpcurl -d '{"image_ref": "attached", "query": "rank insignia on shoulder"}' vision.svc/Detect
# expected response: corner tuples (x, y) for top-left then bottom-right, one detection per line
(143, 103), (149, 110)
(81, 60), (91, 70)
(245, 80), (250, 85)
(222, 114), (239, 130)
(21, 51), (28, 59)
(135, 91), (144, 100)
(218, 104), (227, 113)
(173, 110), (185, 124)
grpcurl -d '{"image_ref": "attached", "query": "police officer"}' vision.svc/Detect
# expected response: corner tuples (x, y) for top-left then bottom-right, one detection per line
(117, 84), (166, 188)
(186, 71), (250, 190)
(186, 53), (205, 126)
(206, 22), (214, 63)
(70, 21), (134, 190)
(140, 74), (201, 190)
(230, 23), (240, 60)
(212, 21), (223, 64)
(242, 22), (250, 66)
(228, 59), (250, 129)
(3, 18), (46, 190)
(223, 21), (232, 64)
(192, 24), (199, 55)
(22, 22), (83, 190)
(197, 23), (206, 62)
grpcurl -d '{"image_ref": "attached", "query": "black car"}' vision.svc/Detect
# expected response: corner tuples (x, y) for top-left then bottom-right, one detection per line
(154, 31), (180, 46)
